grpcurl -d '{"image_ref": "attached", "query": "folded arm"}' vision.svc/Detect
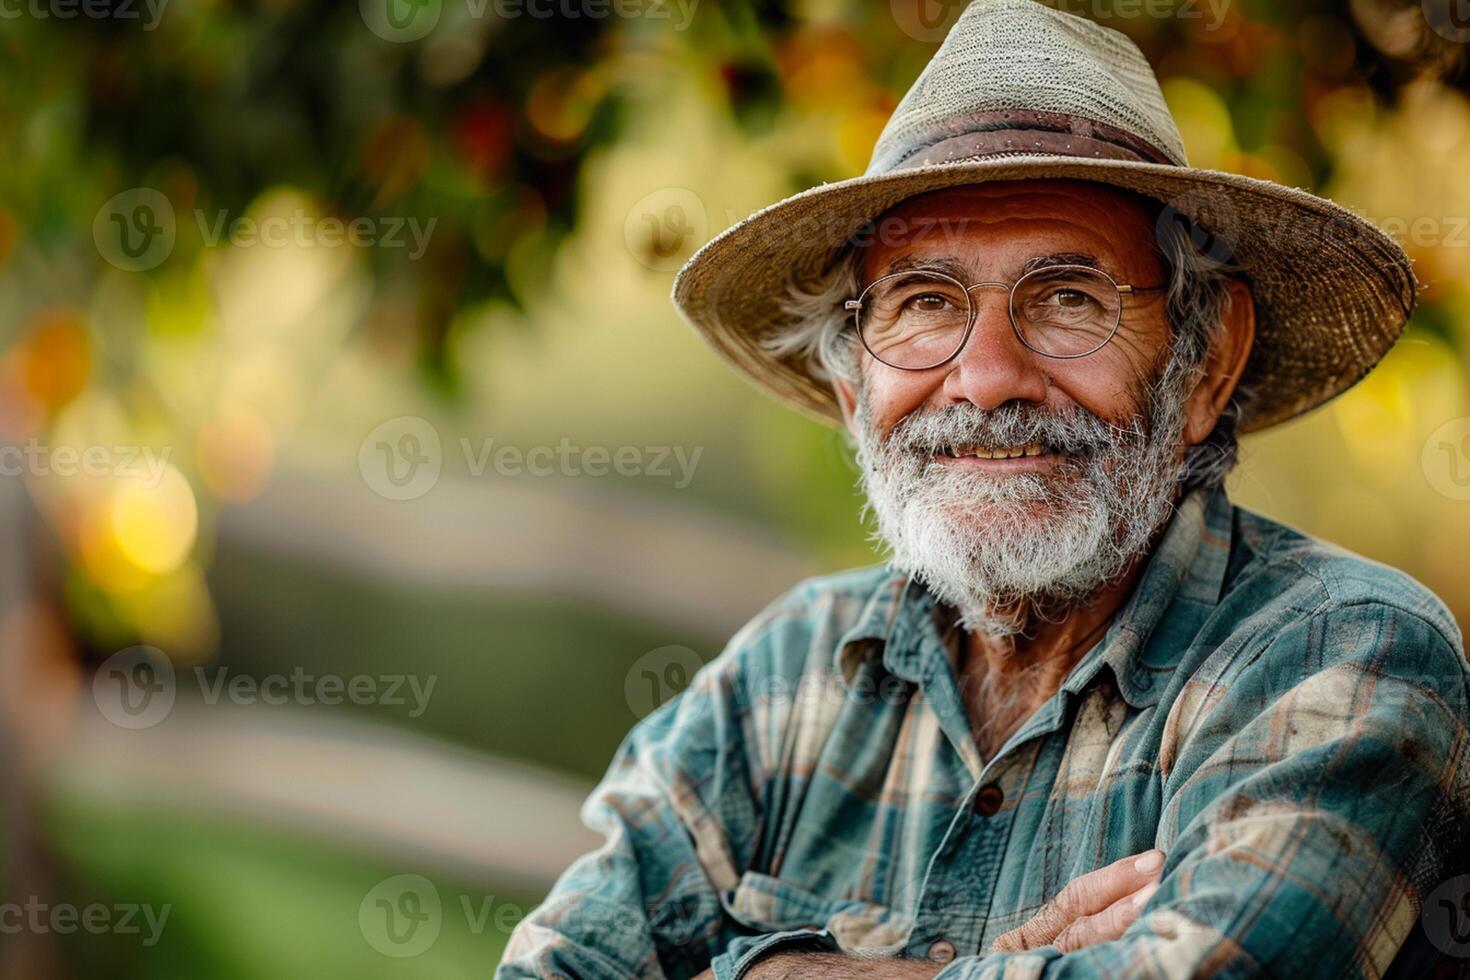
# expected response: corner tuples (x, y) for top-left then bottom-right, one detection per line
(735, 602), (1470, 978)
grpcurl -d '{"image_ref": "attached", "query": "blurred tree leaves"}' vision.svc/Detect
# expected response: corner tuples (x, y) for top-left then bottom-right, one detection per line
(3, 0), (1465, 396)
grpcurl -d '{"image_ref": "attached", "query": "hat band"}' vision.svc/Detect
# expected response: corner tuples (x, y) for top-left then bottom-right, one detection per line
(889, 110), (1178, 170)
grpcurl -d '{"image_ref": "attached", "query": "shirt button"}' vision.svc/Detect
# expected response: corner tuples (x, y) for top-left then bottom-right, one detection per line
(923, 940), (958, 963)
(928, 939), (957, 963)
(975, 783), (1004, 816)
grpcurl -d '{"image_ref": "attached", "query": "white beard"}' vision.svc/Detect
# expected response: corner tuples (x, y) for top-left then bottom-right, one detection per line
(854, 381), (1191, 638)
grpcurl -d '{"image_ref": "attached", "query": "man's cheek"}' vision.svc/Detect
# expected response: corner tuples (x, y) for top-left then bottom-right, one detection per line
(1055, 345), (1154, 416)
(861, 365), (942, 437)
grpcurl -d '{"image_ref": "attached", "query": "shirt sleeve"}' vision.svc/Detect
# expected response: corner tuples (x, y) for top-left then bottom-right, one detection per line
(931, 600), (1470, 979)
(496, 625), (781, 979)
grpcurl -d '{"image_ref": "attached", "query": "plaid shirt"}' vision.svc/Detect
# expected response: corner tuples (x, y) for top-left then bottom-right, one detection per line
(498, 485), (1470, 979)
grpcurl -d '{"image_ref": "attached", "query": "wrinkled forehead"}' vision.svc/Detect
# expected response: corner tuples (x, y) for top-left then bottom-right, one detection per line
(856, 180), (1166, 284)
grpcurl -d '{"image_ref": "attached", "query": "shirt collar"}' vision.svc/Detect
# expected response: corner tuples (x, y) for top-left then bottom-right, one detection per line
(832, 484), (1236, 705)
(1063, 483), (1234, 707)
(833, 572), (913, 684)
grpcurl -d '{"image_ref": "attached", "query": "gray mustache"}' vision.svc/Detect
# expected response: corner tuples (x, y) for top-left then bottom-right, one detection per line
(887, 403), (1133, 457)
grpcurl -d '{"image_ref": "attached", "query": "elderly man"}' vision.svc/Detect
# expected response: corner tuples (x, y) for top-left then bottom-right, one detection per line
(500, 1), (1470, 977)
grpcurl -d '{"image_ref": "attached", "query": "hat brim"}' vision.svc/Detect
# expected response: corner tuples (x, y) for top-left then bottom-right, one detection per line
(670, 154), (1416, 433)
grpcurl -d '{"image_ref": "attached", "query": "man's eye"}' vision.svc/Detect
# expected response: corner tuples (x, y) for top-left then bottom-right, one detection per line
(906, 292), (952, 312)
(1048, 288), (1095, 309)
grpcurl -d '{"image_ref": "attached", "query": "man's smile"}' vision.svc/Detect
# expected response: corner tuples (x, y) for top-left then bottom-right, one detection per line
(933, 441), (1061, 472)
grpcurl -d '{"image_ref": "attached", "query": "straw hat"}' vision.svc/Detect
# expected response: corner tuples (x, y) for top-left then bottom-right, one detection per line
(670, 0), (1415, 432)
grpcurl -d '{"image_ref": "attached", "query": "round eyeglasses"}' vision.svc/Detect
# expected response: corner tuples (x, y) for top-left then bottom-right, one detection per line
(843, 265), (1166, 370)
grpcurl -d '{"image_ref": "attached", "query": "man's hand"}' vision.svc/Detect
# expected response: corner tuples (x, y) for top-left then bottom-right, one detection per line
(990, 849), (1163, 954)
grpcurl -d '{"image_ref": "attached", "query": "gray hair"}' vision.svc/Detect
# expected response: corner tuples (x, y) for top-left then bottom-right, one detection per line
(764, 200), (1251, 493)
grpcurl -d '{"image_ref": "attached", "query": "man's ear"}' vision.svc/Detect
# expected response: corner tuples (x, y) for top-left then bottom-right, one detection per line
(1183, 279), (1255, 446)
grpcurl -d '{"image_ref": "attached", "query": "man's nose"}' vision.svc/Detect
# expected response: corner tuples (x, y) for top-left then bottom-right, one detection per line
(940, 288), (1049, 409)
